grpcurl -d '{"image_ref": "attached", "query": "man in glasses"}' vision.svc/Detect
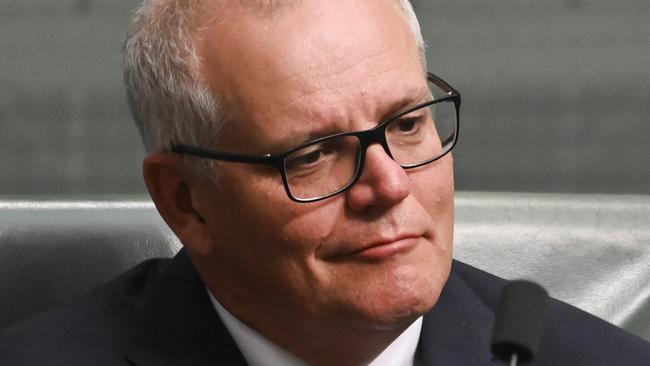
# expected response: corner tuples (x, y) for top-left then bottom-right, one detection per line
(1, 0), (648, 365)
(134, 1), (458, 364)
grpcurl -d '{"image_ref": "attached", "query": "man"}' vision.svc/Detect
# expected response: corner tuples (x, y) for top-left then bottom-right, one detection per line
(1, 0), (649, 365)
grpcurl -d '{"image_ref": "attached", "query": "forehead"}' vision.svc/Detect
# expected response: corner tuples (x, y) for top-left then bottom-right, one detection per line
(198, 0), (425, 152)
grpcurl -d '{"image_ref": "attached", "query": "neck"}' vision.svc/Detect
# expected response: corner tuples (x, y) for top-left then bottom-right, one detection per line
(195, 254), (421, 366)
(247, 310), (414, 366)
(207, 285), (417, 366)
(275, 322), (409, 366)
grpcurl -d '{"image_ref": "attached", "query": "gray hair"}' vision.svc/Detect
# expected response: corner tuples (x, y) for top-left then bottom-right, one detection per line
(124, 0), (219, 157)
(123, 0), (426, 167)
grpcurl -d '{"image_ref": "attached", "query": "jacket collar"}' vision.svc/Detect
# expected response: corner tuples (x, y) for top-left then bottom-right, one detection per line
(417, 260), (501, 366)
(125, 249), (248, 366)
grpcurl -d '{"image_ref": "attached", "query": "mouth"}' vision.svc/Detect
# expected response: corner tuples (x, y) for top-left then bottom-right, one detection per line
(330, 234), (422, 261)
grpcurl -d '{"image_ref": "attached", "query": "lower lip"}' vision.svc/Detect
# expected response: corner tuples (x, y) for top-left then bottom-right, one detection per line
(354, 237), (420, 260)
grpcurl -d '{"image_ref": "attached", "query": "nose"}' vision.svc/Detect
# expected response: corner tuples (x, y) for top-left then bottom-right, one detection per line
(345, 144), (410, 212)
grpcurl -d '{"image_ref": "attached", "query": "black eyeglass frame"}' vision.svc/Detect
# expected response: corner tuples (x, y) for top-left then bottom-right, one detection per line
(172, 72), (461, 203)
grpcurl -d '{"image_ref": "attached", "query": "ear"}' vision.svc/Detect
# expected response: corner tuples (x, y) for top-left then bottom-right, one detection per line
(143, 153), (212, 255)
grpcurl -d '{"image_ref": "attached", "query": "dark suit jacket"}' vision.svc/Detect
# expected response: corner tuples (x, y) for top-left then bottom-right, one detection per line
(1, 249), (649, 365)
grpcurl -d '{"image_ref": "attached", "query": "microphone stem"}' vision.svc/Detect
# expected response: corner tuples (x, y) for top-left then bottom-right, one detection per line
(509, 352), (518, 366)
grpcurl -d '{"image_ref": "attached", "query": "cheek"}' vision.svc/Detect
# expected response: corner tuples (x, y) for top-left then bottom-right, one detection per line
(202, 171), (343, 300)
(275, 202), (343, 256)
(410, 156), (455, 245)
(219, 167), (342, 258)
(411, 156), (454, 208)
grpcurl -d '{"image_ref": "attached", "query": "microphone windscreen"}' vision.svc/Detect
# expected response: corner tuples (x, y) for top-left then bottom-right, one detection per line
(490, 280), (549, 363)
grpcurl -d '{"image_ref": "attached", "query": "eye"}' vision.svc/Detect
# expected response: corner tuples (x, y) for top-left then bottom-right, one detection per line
(389, 117), (423, 136)
(297, 150), (323, 165)
(285, 145), (331, 170)
(397, 118), (418, 132)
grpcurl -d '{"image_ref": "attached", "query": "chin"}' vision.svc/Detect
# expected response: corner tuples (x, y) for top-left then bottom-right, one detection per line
(353, 260), (450, 330)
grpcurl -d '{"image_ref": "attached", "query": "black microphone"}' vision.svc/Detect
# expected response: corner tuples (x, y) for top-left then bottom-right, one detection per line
(490, 280), (549, 365)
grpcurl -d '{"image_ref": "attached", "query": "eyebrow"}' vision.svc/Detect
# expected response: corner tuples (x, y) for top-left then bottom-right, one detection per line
(383, 86), (432, 118)
(275, 85), (433, 152)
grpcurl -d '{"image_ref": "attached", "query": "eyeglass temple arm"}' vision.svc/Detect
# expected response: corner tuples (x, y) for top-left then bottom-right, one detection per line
(171, 144), (277, 165)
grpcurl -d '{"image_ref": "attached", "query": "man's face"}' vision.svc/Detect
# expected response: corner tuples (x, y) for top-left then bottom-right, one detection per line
(192, 0), (454, 332)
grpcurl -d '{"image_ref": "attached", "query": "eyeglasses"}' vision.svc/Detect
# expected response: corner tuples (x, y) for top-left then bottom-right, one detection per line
(172, 72), (461, 203)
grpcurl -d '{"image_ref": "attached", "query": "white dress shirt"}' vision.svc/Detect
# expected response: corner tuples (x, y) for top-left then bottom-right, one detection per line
(207, 290), (422, 366)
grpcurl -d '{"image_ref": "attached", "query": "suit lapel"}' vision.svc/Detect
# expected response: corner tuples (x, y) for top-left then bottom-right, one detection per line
(124, 249), (248, 366)
(418, 261), (502, 366)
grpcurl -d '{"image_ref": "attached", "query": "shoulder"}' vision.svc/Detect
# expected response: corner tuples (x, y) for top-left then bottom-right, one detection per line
(451, 260), (650, 365)
(0, 257), (171, 366)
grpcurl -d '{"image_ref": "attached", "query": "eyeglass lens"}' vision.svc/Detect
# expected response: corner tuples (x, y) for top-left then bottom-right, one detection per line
(283, 99), (457, 201)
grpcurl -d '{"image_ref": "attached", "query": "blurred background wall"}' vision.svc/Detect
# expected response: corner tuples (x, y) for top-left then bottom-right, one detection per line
(1, 0), (648, 196)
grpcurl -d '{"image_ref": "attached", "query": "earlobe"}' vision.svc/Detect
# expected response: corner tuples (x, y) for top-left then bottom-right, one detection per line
(143, 153), (212, 255)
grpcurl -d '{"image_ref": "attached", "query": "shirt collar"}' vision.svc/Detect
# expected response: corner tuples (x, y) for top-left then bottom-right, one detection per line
(369, 317), (422, 366)
(207, 289), (422, 366)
